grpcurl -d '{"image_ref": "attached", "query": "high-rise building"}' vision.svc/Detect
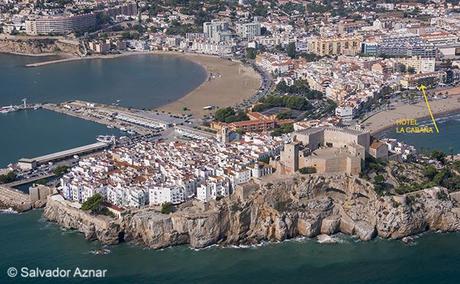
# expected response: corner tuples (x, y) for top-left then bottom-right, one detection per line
(237, 22), (261, 40)
(203, 20), (229, 43)
(25, 13), (96, 35)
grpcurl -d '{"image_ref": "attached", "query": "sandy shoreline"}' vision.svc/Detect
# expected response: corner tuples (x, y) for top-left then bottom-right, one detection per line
(362, 90), (460, 135)
(155, 52), (261, 117)
(20, 51), (261, 118)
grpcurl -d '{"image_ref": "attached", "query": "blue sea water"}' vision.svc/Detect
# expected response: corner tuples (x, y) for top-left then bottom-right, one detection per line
(381, 113), (460, 154)
(1, 210), (460, 284)
(0, 53), (207, 108)
(0, 53), (206, 167)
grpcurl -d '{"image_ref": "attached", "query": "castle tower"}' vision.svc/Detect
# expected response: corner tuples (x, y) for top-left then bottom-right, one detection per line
(220, 127), (229, 144)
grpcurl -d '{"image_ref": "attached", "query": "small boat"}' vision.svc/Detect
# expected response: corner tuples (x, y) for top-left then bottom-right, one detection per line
(96, 135), (115, 143)
(0, 105), (17, 114)
(107, 125), (114, 129)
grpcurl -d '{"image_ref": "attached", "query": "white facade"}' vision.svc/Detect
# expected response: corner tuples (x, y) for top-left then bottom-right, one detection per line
(149, 186), (186, 205)
(237, 22), (261, 40)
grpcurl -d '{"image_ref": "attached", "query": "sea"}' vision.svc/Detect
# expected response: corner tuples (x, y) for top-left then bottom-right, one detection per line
(1, 54), (460, 283)
(380, 113), (460, 154)
(0, 53), (207, 167)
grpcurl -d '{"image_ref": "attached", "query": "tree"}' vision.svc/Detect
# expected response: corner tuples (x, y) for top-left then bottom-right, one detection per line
(161, 202), (173, 214)
(81, 194), (103, 211)
(0, 171), (16, 184)
(271, 123), (294, 136)
(246, 47), (257, 60)
(398, 64), (407, 73)
(408, 66), (416, 74)
(287, 42), (296, 59)
(374, 175), (385, 184)
(423, 165), (438, 180)
(431, 150), (446, 164)
(215, 107), (235, 122)
(214, 107), (249, 123)
(275, 81), (289, 93)
(276, 111), (295, 119)
(373, 174), (386, 195)
(53, 165), (69, 176)
(299, 167), (317, 174)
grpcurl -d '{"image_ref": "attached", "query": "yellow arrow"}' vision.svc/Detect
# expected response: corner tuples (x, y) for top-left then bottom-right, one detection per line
(418, 85), (439, 133)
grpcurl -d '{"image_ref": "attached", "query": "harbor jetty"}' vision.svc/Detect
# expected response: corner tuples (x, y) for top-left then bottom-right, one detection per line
(42, 100), (189, 135)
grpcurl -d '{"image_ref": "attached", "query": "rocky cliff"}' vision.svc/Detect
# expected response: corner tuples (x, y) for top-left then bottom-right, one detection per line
(43, 196), (122, 244)
(0, 37), (81, 55)
(43, 175), (460, 248)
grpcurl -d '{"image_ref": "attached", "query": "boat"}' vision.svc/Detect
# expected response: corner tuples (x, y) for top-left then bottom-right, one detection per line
(96, 135), (115, 143)
(0, 105), (17, 114)
(107, 125), (114, 129)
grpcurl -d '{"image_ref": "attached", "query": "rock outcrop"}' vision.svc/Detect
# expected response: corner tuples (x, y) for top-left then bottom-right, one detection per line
(0, 37), (81, 56)
(43, 196), (121, 244)
(42, 174), (460, 248)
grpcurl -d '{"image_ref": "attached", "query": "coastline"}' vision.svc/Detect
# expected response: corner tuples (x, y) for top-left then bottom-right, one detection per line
(362, 91), (460, 135)
(21, 50), (262, 118)
(156, 52), (261, 117)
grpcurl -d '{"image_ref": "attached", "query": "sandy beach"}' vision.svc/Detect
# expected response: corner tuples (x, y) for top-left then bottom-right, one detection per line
(156, 53), (261, 117)
(362, 88), (460, 134)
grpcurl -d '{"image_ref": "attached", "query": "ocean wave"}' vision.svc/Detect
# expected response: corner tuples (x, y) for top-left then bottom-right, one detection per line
(317, 234), (349, 244)
(88, 247), (111, 255)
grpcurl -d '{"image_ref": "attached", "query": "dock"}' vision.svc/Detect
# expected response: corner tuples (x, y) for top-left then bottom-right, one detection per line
(17, 141), (110, 170)
(42, 100), (190, 135)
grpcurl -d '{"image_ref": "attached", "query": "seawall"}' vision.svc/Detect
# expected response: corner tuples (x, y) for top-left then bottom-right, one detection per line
(0, 186), (32, 212)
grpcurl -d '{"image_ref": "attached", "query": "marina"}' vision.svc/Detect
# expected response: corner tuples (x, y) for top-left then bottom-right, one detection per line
(0, 98), (42, 114)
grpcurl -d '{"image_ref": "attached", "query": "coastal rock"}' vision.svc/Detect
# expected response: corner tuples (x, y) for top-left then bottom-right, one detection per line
(297, 213), (321, 237)
(320, 215), (341, 235)
(354, 221), (376, 241)
(42, 175), (460, 249)
(0, 38), (81, 56)
(123, 211), (188, 249)
(43, 196), (121, 245)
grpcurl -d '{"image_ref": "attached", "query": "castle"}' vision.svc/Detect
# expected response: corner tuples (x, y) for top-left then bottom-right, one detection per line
(278, 127), (375, 175)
